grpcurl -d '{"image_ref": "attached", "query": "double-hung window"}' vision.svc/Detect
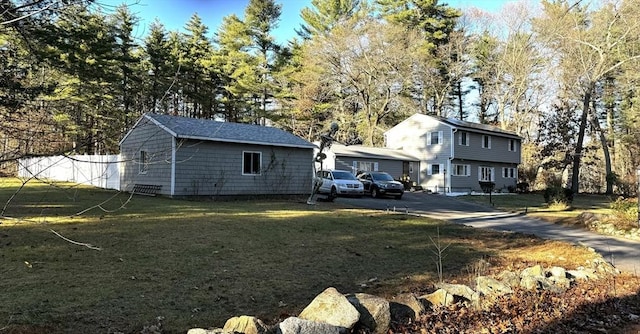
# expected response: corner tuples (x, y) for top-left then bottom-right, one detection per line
(427, 131), (443, 145)
(482, 135), (491, 149)
(452, 164), (470, 176)
(428, 164), (443, 175)
(243, 151), (261, 175)
(139, 150), (149, 174)
(459, 132), (469, 146)
(508, 139), (517, 152)
(479, 166), (494, 182)
(502, 167), (516, 179)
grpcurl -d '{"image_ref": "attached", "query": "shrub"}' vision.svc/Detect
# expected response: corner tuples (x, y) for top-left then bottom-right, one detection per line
(479, 181), (495, 194)
(516, 182), (530, 193)
(609, 197), (638, 229)
(543, 187), (574, 205)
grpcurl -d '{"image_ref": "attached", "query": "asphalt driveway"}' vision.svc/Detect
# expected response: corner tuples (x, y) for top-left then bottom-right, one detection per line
(338, 192), (640, 274)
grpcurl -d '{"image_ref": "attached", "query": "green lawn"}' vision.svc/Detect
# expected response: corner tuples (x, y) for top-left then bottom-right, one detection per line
(0, 179), (600, 333)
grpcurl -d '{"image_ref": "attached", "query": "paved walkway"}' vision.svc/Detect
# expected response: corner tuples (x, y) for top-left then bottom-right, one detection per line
(338, 192), (640, 274)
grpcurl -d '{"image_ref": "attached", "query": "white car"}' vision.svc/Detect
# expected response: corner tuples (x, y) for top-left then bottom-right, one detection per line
(316, 170), (364, 199)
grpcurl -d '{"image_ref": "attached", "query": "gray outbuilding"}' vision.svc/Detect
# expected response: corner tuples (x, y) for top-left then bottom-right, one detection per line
(119, 113), (316, 197)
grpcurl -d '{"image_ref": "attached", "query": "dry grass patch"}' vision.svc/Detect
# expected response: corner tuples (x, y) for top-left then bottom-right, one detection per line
(0, 179), (614, 333)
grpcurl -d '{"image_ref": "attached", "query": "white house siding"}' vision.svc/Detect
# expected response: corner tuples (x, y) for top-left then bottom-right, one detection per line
(173, 140), (313, 196)
(119, 118), (174, 195)
(385, 114), (453, 191)
(385, 113), (521, 193)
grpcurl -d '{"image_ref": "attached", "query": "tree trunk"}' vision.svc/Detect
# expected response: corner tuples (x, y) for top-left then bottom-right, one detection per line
(571, 86), (593, 194)
(591, 98), (613, 194)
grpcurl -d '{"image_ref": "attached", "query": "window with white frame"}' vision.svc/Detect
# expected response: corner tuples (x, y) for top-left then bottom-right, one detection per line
(243, 151), (261, 175)
(427, 131), (443, 145)
(354, 161), (378, 174)
(459, 131), (469, 146)
(478, 166), (494, 181)
(139, 150), (149, 174)
(482, 135), (491, 149)
(428, 163), (443, 175)
(508, 139), (517, 152)
(502, 167), (516, 178)
(452, 164), (470, 176)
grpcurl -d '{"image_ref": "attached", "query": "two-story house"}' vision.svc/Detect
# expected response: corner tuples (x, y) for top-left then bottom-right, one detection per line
(384, 113), (521, 193)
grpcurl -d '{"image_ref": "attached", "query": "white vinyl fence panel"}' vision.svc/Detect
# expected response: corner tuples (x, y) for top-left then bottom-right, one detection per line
(17, 155), (120, 190)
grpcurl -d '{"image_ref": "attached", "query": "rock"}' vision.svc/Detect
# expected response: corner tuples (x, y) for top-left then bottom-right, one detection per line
(187, 329), (227, 334)
(223, 315), (268, 334)
(519, 275), (541, 290)
(298, 287), (359, 329)
(567, 269), (599, 281)
(276, 317), (347, 334)
(435, 283), (480, 302)
(497, 270), (520, 288)
(346, 293), (390, 334)
(390, 293), (425, 322)
(547, 266), (566, 279)
(420, 289), (454, 307)
(521, 265), (544, 278)
(475, 276), (513, 296)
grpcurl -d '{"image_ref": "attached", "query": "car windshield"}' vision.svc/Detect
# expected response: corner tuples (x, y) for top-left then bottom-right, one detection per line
(332, 171), (357, 180)
(372, 172), (394, 181)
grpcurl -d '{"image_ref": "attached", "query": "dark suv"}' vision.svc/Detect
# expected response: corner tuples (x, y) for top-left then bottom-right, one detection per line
(357, 171), (404, 199)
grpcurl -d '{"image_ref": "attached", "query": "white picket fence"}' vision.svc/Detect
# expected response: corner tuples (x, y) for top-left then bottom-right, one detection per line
(17, 155), (120, 190)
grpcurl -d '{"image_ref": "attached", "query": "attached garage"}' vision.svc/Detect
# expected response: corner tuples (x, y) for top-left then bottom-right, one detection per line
(319, 144), (420, 187)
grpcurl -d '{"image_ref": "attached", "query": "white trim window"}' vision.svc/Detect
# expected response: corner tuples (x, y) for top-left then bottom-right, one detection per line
(427, 131), (443, 145)
(139, 150), (149, 174)
(482, 135), (491, 149)
(427, 163), (444, 175)
(354, 161), (378, 173)
(478, 166), (494, 181)
(242, 151), (261, 175)
(459, 131), (469, 146)
(508, 139), (517, 152)
(502, 167), (517, 178)
(452, 164), (470, 176)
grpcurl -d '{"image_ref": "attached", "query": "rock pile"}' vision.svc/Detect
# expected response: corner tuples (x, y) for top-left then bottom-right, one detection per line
(187, 260), (618, 334)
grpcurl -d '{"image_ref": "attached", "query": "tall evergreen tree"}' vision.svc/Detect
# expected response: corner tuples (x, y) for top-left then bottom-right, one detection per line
(297, 0), (361, 38)
(244, 0), (282, 124)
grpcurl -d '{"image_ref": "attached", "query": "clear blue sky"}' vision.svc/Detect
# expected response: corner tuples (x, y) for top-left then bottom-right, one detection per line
(100, 0), (510, 44)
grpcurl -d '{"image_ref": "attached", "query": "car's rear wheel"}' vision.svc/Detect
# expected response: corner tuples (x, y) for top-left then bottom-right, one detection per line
(371, 187), (379, 198)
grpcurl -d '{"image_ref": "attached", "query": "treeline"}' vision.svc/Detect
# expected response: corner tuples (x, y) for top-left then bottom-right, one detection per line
(2, 0), (640, 194)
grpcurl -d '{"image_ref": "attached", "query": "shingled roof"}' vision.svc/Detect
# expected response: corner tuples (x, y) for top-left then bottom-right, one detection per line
(330, 144), (420, 161)
(127, 113), (316, 149)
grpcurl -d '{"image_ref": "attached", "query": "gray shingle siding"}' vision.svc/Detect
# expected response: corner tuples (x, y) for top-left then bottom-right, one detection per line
(119, 118), (173, 195)
(119, 114), (315, 197)
(173, 140), (313, 196)
(453, 131), (521, 164)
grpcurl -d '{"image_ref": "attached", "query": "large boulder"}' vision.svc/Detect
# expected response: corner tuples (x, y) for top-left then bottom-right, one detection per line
(298, 287), (360, 329)
(276, 317), (347, 334)
(346, 293), (391, 334)
(435, 283), (480, 303)
(222, 315), (268, 334)
(475, 276), (513, 297)
(420, 289), (454, 307)
(390, 293), (425, 322)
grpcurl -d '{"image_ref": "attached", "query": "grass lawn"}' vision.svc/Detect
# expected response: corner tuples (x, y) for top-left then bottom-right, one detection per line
(0, 178), (604, 333)
(457, 192), (616, 225)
